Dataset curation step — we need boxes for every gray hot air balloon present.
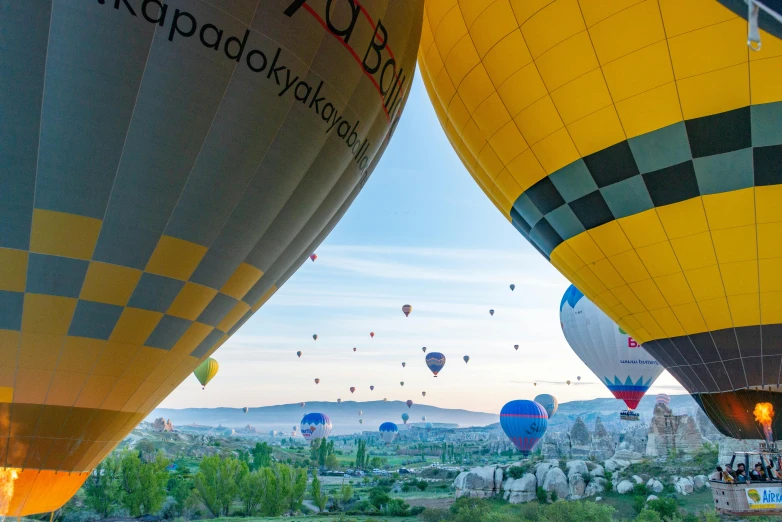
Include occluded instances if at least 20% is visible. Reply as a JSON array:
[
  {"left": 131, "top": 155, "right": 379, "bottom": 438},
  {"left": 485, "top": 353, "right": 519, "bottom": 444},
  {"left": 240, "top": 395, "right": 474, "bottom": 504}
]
[{"left": 534, "top": 394, "right": 559, "bottom": 419}]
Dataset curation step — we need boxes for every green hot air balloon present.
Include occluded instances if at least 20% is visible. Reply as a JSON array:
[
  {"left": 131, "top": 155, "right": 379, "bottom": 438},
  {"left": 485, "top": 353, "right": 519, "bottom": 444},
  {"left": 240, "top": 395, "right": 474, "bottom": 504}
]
[{"left": 194, "top": 358, "right": 219, "bottom": 389}]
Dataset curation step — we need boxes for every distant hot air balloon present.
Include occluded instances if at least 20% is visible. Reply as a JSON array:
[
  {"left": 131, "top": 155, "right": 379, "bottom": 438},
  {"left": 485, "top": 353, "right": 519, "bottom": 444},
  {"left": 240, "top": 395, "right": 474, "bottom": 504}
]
[
  {"left": 500, "top": 400, "right": 548, "bottom": 455},
  {"left": 379, "top": 422, "right": 399, "bottom": 443},
  {"left": 353, "top": 347, "right": 357, "bottom": 352},
  {"left": 561, "top": 285, "right": 663, "bottom": 410},
  {"left": 297, "top": 351, "right": 302, "bottom": 358},
  {"left": 510, "top": 284, "right": 515, "bottom": 291},
  {"left": 310, "top": 254, "right": 317, "bottom": 262},
  {"left": 425, "top": 352, "right": 446, "bottom": 377},
  {"left": 514, "top": 345, "right": 519, "bottom": 351},
  {"left": 489, "top": 309, "right": 494, "bottom": 316},
  {"left": 463, "top": 356, "right": 470, "bottom": 364},
  {"left": 566, "top": 380, "right": 571, "bottom": 386},
  {"left": 337, "top": 398, "right": 342, "bottom": 404},
  {"left": 533, "top": 383, "right": 537, "bottom": 387},
  {"left": 534, "top": 394, "right": 559, "bottom": 420},
  {"left": 194, "top": 358, "right": 219, "bottom": 389},
  {"left": 402, "top": 362, "right": 406, "bottom": 368},
  {"left": 400, "top": 382, "right": 404, "bottom": 386},
  {"left": 406, "top": 400, "right": 413, "bottom": 408},
  {"left": 313, "top": 334, "right": 318, "bottom": 341},
  {"left": 350, "top": 387, "right": 356, "bottom": 394},
  {"left": 656, "top": 394, "right": 671, "bottom": 406},
  {"left": 359, "top": 419, "right": 363, "bottom": 424},
  {"left": 370, "top": 386, "right": 374, "bottom": 391},
  {"left": 370, "top": 332, "right": 375, "bottom": 338},
  {"left": 425, "top": 422, "right": 433, "bottom": 430},
  {"left": 401, "top": 413, "right": 409, "bottom": 424},
  {"left": 422, "top": 391, "right": 426, "bottom": 397},
  {"left": 577, "top": 376, "right": 582, "bottom": 382},
  {"left": 422, "top": 347, "right": 427, "bottom": 353},
  {"left": 358, "top": 410, "right": 363, "bottom": 416},
  {"left": 300, "top": 402, "right": 306, "bottom": 408},
  {"left": 402, "top": 304, "right": 412, "bottom": 317},
  {"left": 384, "top": 398, "right": 388, "bottom": 402},
  {"left": 422, "top": 416, "right": 426, "bottom": 421},
  {"left": 314, "top": 378, "right": 320, "bottom": 385},
  {"left": 243, "top": 407, "right": 249, "bottom": 414},
  {"left": 300, "top": 413, "right": 332, "bottom": 442},
  {"left": 293, "top": 426, "right": 298, "bottom": 433}
]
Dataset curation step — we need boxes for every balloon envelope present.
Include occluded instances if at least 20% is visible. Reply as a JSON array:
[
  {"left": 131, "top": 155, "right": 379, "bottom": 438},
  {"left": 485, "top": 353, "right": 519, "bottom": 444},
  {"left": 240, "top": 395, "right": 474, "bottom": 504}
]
[
  {"left": 656, "top": 394, "right": 671, "bottom": 405},
  {"left": 514, "top": 345, "right": 519, "bottom": 351},
  {"left": 313, "top": 335, "right": 318, "bottom": 341},
  {"left": 489, "top": 309, "right": 495, "bottom": 316},
  {"left": 194, "top": 358, "right": 219, "bottom": 388},
  {"left": 296, "top": 351, "right": 302, "bottom": 358},
  {"left": 402, "top": 362, "right": 406, "bottom": 367},
  {"left": 422, "top": 391, "right": 426, "bottom": 396},
  {"left": 300, "top": 413, "right": 332, "bottom": 442},
  {"left": 337, "top": 398, "right": 342, "bottom": 403},
  {"left": 510, "top": 284, "right": 515, "bottom": 291},
  {"left": 463, "top": 356, "right": 470, "bottom": 363},
  {"left": 243, "top": 407, "right": 249, "bottom": 414},
  {"left": 534, "top": 394, "right": 559, "bottom": 419},
  {"left": 422, "top": 347, "right": 427, "bottom": 353},
  {"left": 500, "top": 400, "right": 548, "bottom": 455},
  {"left": 401, "top": 413, "right": 409, "bottom": 424},
  {"left": 379, "top": 422, "right": 399, "bottom": 443},
  {"left": 560, "top": 285, "right": 662, "bottom": 410},
  {"left": 406, "top": 400, "right": 413, "bottom": 408},
  {"left": 425, "top": 352, "right": 446, "bottom": 377},
  {"left": 417, "top": 0, "right": 782, "bottom": 441},
  {"left": 314, "top": 378, "right": 320, "bottom": 384},
  {"left": 402, "top": 304, "right": 412, "bottom": 317},
  {"left": 370, "top": 332, "right": 375, "bottom": 338},
  {"left": 370, "top": 386, "right": 374, "bottom": 391},
  {"left": 350, "top": 387, "right": 356, "bottom": 394},
  {"left": 310, "top": 254, "right": 317, "bottom": 262}
]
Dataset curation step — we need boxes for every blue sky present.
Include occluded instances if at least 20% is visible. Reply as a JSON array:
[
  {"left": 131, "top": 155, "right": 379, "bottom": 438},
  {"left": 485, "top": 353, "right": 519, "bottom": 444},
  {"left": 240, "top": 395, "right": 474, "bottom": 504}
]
[{"left": 160, "top": 74, "right": 686, "bottom": 413}]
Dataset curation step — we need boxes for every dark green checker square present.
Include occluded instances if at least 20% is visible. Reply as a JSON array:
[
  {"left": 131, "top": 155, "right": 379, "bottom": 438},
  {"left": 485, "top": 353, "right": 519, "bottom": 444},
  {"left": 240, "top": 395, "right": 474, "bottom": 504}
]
[
  {"left": 569, "top": 191, "right": 614, "bottom": 230},
  {"left": 68, "top": 300, "right": 123, "bottom": 340},
  {"left": 512, "top": 193, "right": 543, "bottom": 228},
  {"left": 0, "top": 291, "right": 23, "bottom": 331},
  {"left": 600, "top": 175, "right": 654, "bottom": 219},
  {"left": 643, "top": 161, "right": 699, "bottom": 207},
  {"left": 628, "top": 122, "right": 692, "bottom": 174},
  {"left": 546, "top": 204, "right": 585, "bottom": 240},
  {"left": 145, "top": 315, "right": 192, "bottom": 351},
  {"left": 693, "top": 148, "right": 753, "bottom": 195},
  {"left": 510, "top": 208, "right": 532, "bottom": 234},
  {"left": 548, "top": 159, "right": 597, "bottom": 202},
  {"left": 752, "top": 102, "right": 782, "bottom": 147},
  {"left": 685, "top": 107, "right": 751, "bottom": 158},
  {"left": 191, "top": 329, "right": 223, "bottom": 358},
  {"left": 197, "top": 292, "right": 238, "bottom": 327},
  {"left": 529, "top": 218, "right": 563, "bottom": 256},
  {"left": 526, "top": 177, "right": 565, "bottom": 215},
  {"left": 127, "top": 273, "right": 184, "bottom": 313},
  {"left": 583, "top": 141, "right": 639, "bottom": 188},
  {"left": 26, "top": 253, "right": 88, "bottom": 299}
]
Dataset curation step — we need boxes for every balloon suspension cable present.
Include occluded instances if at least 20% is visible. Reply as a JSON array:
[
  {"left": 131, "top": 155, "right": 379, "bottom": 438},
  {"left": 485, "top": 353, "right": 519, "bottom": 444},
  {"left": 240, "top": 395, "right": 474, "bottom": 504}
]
[{"left": 748, "top": 0, "right": 782, "bottom": 50}]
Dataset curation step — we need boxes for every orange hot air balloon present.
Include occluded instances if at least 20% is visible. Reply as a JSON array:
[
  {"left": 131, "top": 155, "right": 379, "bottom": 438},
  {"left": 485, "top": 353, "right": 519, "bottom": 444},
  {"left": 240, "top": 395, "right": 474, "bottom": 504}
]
[
  {"left": 310, "top": 254, "right": 317, "bottom": 262},
  {"left": 370, "top": 332, "right": 375, "bottom": 338},
  {"left": 314, "top": 378, "right": 320, "bottom": 385},
  {"left": 402, "top": 304, "right": 412, "bottom": 317},
  {"left": 350, "top": 387, "right": 356, "bottom": 394}
]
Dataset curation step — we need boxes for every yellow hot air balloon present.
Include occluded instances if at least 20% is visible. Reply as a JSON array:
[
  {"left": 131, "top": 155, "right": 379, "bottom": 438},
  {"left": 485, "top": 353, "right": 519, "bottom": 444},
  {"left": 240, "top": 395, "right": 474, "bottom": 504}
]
[
  {"left": 419, "top": 0, "right": 782, "bottom": 440},
  {"left": 0, "top": 0, "right": 424, "bottom": 514},
  {"left": 194, "top": 358, "right": 219, "bottom": 389}
]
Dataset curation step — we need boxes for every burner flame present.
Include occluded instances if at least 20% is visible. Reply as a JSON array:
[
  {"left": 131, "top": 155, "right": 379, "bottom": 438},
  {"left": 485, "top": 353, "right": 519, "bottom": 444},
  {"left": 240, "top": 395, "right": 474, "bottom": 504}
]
[
  {"left": 0, "top": 468, "right": 19, "bottom": 515},
  {"left": 754, "top": 402, "right": 775, "bottom": 441}
]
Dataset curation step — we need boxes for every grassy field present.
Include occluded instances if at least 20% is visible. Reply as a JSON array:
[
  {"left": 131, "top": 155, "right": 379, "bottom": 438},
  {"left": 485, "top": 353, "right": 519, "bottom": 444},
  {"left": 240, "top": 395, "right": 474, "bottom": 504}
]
[{"left": 594, "top": 489, "right": 714, "bottom": 519}]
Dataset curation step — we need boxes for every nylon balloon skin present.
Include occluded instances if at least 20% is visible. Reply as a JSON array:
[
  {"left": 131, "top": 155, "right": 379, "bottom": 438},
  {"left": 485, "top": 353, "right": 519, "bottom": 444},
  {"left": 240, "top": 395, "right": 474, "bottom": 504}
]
[
  {"left": 560, "top": 285, "right": 662, "bottom": 410},
  {"left": 401, "top": 413, "right": 409, "bottom": 424},
  {"left": 425, "top": 352, "right": 446, "bottom": 376},
  {"left": 534, "top": 394, "right": 558, "bottom": 419},
  {"left": 300, "top": 413, "right": 332, "bottom": 442},
  {"left": 500, "top": 400, "right": 548, "bottom": 455},
  {"left": 0, "top": 0, "right": 424, "bottom": 513},
  {"left": 194, "top": 357, "right": 219, "bottom": 388},
  {"left": 379, "top": 421, "right": 399, "bottom": 443},
  {"left": 418, "top": 0, "right": 782, "bottom": 441}
]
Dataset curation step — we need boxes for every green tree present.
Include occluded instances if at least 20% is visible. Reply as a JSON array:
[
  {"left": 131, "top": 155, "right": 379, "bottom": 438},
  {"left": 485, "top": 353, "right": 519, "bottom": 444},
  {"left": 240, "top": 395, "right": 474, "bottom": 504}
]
[
  {"left": 167, "top": 472, "right": 195, "bottom": 518},
  {"left": 84, "top": 454, "right": 121, "bottom": 517},
  {"left": 309, "top": 439, "right": 322, "bottom": 463},
  {"left": 355, "top": 439, "right": 367, "bottom": 469},
  {"left": 194, "top": 455, "right": 248, "bottom": 516},
  {"left": 250, "top": 442, "right": 273, "bottom": 469},
  {"left": 135, "top": 440, "right": 157, "bottom": 463},
  {"left": 325, "top": 452, "right": 339, "bottom": 470},
  {"left": 117, "top": 449, "right": 170, "bottom": 516},
  {"left": 291, "top": 468, "right": 307, "bottom": 511},
  {"left": 239, "top": 469, "right": 266, "bottom": 515},
  {"left": 339, "top": 483, "right": 353, "bottom": 506},
  {"left": 310, "top": 473, "right": 327, "bottom": 512}
]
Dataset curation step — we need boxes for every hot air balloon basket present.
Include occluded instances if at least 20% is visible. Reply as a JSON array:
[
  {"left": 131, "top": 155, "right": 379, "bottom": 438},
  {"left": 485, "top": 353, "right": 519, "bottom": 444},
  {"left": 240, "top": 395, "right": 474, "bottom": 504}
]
[{"left": 712, "top": 446, "right": 782, "bottom": 516}]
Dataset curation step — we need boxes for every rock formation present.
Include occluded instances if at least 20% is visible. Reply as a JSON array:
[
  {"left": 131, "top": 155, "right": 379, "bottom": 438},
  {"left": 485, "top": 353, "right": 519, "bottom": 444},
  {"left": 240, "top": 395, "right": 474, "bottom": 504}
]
[
  {"left": 152, "top": 417, "right": 174, "bottom": 432},
  {"left": 591, "top": 417, "right": 616, "bottom": 460},
  {"left": 645, "top": 403, "right": 705, "bottom": 457},
  {"left": 570, "top": 418, "right": 591, "bottom": 458}
]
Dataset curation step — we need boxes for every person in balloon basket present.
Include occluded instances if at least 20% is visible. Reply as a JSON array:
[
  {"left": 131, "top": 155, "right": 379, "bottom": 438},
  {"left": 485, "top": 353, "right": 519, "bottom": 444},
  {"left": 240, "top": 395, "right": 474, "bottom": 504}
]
[
  {"left": 750, "top": 462, "right": 768, "bottom": 482},
  {"left": 737, "top": 469, "right": 748, "bottom": 484}
]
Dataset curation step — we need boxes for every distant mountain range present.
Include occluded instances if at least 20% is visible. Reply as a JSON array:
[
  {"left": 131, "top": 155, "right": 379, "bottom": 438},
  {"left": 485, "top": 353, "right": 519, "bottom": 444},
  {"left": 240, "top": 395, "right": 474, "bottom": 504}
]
[
  {"left": 149, "top": 401, "right": 499, "bottom": 436},
  {"left": 149, "top": 394, "right": 702, "bottom": 436}
]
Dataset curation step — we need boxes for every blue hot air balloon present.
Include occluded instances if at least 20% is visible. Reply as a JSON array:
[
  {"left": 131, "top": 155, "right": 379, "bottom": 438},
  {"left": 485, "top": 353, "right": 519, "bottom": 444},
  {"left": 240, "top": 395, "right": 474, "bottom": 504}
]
[
  {"left": 425, "top": 352, "right": 446, "bottom": 377},
  {"left": 379, "top": 422, "right": 399, "bottom": 443},
  {"left": 401, "top": 413, "right": 409, "bottom": 424},
  {"left": 300, "top": 413, "right": 332, "bottom": 442},
  {"left": 500, "top": 400, "right": 548, "bottom": 455},
  {"left": 510, "top": 284, "right": 515, "bottom": 291}
]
